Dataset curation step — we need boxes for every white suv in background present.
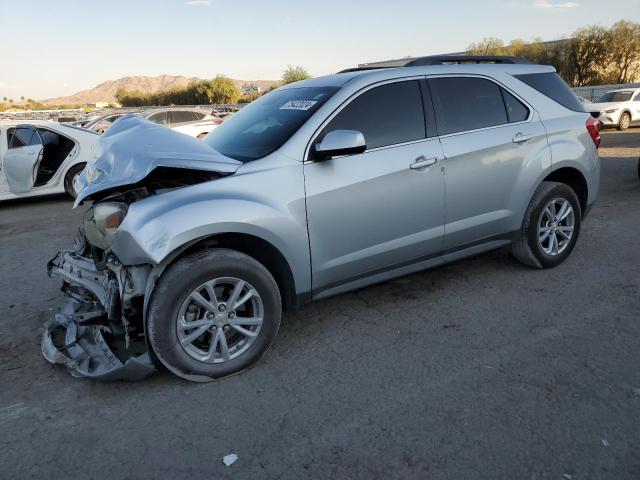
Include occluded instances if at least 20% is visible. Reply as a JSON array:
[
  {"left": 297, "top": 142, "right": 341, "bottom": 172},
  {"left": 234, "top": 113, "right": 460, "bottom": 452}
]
[
  {"left": 140, "top": 108, "right": 222, "bottom": 138},
  {"left": 591, "top": 88, "right": 640, "bottom": 130}
]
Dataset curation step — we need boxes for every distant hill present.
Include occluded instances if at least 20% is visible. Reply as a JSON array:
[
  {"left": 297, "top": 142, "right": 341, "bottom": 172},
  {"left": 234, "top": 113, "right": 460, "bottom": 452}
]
[{"left": 42, "top": 75, "right": 280, "bottom": 105}]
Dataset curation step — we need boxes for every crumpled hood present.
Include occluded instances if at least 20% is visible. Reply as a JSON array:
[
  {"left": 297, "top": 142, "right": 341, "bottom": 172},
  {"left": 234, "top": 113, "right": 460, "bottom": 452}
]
[{"left": 74, "top": 114, "right": 241, "bottom": 206}]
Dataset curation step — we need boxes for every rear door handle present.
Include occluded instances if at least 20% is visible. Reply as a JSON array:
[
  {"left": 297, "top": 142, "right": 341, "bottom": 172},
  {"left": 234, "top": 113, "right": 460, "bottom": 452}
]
[
  {"left": 512, "top": 133, "right": 534, "bottom": 144},
  {"left": 410, "top": 156, "right": 438, "bottom": 171}
]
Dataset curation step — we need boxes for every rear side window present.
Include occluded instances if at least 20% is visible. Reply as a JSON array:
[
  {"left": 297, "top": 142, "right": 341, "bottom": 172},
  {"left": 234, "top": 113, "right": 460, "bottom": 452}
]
[
  {"left": 324, "top": 80, "right": 425, "bottom": 149},
  {"left": 515, "top": 72, "right": 584, "bottom": 112},
  {"left": 429, "top": 77, "right": 508, "bottom": 135},
  {"left": 192, "top": 112, "right": 206, "bottom": 120},
  {"left": 501, "top": 89, "right": 529, "bottom": 123}
]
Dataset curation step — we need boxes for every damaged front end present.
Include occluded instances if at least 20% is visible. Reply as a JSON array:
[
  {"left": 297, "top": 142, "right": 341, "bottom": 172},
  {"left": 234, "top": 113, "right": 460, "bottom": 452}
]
[
  {"left": 43, "top": 246, "right": 156, "bottom": 380},
  {"left": 42, "top": 116, "right": 241, "bottom": 380}
]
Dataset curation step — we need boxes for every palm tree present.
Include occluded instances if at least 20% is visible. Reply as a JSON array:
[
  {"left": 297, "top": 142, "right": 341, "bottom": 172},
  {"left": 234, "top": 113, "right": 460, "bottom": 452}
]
[{"left": 2, "top": 96, "right": 7, "bottom": 102}]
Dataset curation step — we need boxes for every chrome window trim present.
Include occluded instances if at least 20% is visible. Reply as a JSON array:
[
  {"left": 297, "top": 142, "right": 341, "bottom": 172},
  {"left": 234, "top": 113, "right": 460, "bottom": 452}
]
[
  {"left": 425, "top": 73, "right": 534, "bottom": 139},
  {"left": 303, "top": 75, "right": 428, "bottom": 163}
]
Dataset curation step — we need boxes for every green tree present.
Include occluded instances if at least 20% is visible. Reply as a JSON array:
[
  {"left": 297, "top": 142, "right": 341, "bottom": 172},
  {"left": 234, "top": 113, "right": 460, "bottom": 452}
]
[
  {"left": 466, "top": 37, "right": 505, "bottom": 55},
  {"left": 605, "top": 20, "right": 640, "bottom": 84},
  {"left": 282, "top": 65, "right": 310, "bottom": 84},
  {"left": 565, "top": 25, "right": 609, "bottom": 86}
]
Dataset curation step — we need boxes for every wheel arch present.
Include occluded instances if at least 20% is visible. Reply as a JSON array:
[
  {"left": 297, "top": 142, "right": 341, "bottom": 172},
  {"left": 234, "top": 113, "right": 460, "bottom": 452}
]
[
  {"left": 542, "top": 166, "right": 588, "bottom": 215},
  {"left": 143, "top": 232, "right": 301, "bottom": 322}
]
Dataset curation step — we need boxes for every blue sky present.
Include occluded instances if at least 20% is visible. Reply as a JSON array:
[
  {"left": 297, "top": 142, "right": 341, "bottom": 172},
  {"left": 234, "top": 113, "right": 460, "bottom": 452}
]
[{"left": 1, "top": 0, "right": 638, "bottom": 99}]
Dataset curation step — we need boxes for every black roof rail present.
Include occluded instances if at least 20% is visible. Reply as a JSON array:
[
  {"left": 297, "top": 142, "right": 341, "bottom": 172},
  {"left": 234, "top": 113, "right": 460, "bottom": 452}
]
[
  {"left": 337, "top": 66, "right": 391, "bottom": 74},
  {"left": 404, "top": 55, "right": 532, "bottom": 66}
]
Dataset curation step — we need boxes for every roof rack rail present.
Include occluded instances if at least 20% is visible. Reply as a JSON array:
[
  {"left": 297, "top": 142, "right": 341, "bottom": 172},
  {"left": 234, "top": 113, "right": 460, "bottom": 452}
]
[
  {"left": 404, "top": 55, "right": 531, "bottom": 66},
  {"left": 337, "top": 66, "right": 391, "bottom": 74}
]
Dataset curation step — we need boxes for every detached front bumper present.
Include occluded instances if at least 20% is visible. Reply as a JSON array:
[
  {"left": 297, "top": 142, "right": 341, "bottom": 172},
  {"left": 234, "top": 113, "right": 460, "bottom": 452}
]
[{"left": 43, "top": 251, "right": 155, "bottom": 380}]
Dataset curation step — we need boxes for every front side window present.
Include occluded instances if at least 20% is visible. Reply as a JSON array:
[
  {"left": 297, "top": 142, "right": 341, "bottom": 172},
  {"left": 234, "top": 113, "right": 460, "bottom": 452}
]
[
  {"left": 205, "top": 86, "right": 338, "bottom": 162},
  {"left": 429, "top": 77, "right": 508, "bottom": 135},
  {"left": 323, "top": 80, "right": 426, "bottom": 150}
]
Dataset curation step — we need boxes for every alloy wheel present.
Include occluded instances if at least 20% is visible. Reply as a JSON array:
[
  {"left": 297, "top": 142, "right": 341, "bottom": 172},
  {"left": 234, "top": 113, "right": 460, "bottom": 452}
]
[
  {"left": 176, "top": 277, "right": 264, "bottom": 363},
  {"left": 537, "top": 197, "right": 575, "bottom": 256}
]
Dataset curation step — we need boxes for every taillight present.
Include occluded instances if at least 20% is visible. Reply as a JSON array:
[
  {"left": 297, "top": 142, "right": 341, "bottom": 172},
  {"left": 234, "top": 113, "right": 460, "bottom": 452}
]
[
  {"left": 586, "top": 116, "right": 601, "bottom": 149},
  {"left": 213, "top": 118, "right": 223, "bottom": 125}
]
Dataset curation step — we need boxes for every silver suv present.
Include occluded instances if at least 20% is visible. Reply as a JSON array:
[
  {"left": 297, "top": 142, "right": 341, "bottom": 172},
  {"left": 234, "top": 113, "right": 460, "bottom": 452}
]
[{"left": 44, "top": 56, "right": 601, "bottom": 381}]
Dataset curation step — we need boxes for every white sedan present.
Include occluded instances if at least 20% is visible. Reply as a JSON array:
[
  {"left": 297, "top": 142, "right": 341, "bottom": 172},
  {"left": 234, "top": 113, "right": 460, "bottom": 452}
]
[
  {"left": 0, "top": 121, "right": 100, "bottom": 201},
  {"left": 591, "top": 88, "right": 640, "bottom": 130}
]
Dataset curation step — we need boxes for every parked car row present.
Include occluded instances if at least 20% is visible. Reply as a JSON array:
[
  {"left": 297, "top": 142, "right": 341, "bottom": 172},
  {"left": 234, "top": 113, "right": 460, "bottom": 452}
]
[{"left": 80, "top": 108, "right": 223, "bottom": 137}]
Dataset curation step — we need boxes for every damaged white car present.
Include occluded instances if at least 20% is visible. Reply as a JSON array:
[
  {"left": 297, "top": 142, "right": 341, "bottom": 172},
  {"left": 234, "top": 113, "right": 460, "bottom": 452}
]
[{"left": 0, "top": 121, "right": 100, "bottom": 201}]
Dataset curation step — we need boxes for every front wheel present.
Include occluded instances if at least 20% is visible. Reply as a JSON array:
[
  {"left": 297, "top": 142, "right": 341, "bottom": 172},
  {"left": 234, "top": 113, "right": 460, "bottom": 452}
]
[
  {"left": 618, "top": 112, "right": 631, "bottom": 131},
  {"left": 512, "top": 181, "right": 582, "bottom": 269},
  {"left": 147, "top": 249, "right": 282, "bottom": 382}
]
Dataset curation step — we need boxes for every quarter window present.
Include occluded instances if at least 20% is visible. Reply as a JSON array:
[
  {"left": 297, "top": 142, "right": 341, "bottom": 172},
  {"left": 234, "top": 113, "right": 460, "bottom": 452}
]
[
  {"left": 501, "top": 89, "right": 529, "bottom": 123},
  {"left": 323, "top": 80, "right": 426, "bottom": 150},
  {"left": 429, "top": 77, "right": 508, "bottom": 135}
]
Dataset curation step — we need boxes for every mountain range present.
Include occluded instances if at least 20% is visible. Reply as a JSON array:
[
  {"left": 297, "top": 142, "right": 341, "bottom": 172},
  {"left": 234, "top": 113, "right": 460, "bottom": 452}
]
[{"left": 42, "top": 75, "right": 280, "bottom": 105}]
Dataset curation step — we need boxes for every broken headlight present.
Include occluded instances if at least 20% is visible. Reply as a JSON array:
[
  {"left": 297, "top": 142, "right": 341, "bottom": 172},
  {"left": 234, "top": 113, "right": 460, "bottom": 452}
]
[{"left": 84, "top": 202, "right": 128, "bottom": 250}]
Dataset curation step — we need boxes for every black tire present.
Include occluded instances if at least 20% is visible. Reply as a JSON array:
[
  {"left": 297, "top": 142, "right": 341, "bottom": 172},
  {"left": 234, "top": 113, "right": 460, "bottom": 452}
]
[
  {"left": 512, "top": 181, "right": 582, "bottom": 269},
  {"left": 63, "top": 164, "right": 85, "bottom": 198},
  {"left": 196, "top": 132, "right": 208, "bottom": 139},
  {"left": 617, "top": 112, "right": 631, "bottom": 131},
  {"left": 147, "top": 248, "right": 282, "bottom": 382}
]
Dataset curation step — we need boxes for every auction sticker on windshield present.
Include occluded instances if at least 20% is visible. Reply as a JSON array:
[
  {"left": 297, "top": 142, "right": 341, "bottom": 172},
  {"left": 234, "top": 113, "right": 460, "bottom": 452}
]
[{"left": 280, "top": 100, "right": 318, "bottom": 111}]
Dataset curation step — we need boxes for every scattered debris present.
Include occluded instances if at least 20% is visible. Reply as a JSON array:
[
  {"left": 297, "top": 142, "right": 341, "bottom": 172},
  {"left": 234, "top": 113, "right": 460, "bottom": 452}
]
[
  {"left": 442, "top": 323, "right": 458, "bottom": 329},
  {"left": 222, "top": 453, "right": 239, "bottom": 467},
  {"left": 562, "top": 474, "right": 573, "bottom": 479},
  {"left": 601, "top": 439, "right": 610, "bottom": 447},
  {"left": 633, "top": 388, "right": 640, "bottom": 397}
]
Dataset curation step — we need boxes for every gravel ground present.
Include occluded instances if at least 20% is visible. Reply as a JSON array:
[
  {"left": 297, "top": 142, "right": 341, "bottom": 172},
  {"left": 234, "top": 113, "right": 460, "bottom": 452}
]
[{"left": 0, "top": 130, "right": 639, "bottom": 479}]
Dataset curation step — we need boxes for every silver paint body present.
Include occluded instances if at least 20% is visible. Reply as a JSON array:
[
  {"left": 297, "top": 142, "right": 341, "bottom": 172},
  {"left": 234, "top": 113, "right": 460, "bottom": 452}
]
[{"left": 78, "top": 64, "right": 600, "bottom": 303}]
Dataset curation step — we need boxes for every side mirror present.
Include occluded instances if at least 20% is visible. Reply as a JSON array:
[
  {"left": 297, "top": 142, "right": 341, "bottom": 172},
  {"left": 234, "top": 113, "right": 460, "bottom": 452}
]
[{"left": 312, "top": 130, "right": 366, "bottom": 160}]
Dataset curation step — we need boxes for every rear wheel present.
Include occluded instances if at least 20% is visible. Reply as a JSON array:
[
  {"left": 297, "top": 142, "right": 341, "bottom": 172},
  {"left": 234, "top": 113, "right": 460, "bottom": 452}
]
[
  {"left": 63, "top": 164, "right": 85, "bottom": 198},
  {"left": 512, "top": 181, "right": 581, "bottom": 269},
  {"left": 618, "top": 112, "right": 631, "bottom": 131},
  {"left": 197, "top": 132, "right": 208, "bottom": 139},
  {"left": 147, "top": 249, "right": 282, "bottom": 382}
]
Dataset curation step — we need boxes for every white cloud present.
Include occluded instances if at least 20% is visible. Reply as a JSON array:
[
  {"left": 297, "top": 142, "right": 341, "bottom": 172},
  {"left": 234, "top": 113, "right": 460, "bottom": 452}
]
[
  {"left": 184, "top": 0, "right": 210, "bottom": 6},
  {"left": 534, "top": 0, "right": 580, "bottom": 9}
]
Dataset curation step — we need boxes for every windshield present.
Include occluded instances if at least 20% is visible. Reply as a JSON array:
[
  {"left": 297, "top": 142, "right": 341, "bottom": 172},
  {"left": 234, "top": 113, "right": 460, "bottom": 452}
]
[
  {"left": 204, "top": 86, "right": 338, "bottom": 162},
  {"left": 596, "top": 91, "right": 633, "bottom": 102}
]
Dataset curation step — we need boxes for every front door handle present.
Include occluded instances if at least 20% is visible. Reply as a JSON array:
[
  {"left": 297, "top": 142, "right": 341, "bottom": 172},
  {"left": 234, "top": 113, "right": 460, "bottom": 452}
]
[
  {"left": 410, "top": 156, "right": 438, "bottom": 171},
  {"left": 512, "top": 133, "right": 534, "bottom": 144}
]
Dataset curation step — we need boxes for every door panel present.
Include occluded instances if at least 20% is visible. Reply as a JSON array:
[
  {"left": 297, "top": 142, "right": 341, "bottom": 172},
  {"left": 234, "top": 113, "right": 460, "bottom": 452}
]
[
  {"left": 440, "top": 115, "right": 549, "bottom": 249},
  {"left": 305, "top": 138, "right": 445, "bottom": 292},
  {"left": 3, "top": 144, "right": 44, "bottom": 193},
  {"left": 3, "top": 125, "right": 44, "bottom": 194}
]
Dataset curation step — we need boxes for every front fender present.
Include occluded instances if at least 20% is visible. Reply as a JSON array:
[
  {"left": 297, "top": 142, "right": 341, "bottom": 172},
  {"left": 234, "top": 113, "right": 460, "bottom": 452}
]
[{"left": 110, "top": 177, "right": 311, "bottom": 294}]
